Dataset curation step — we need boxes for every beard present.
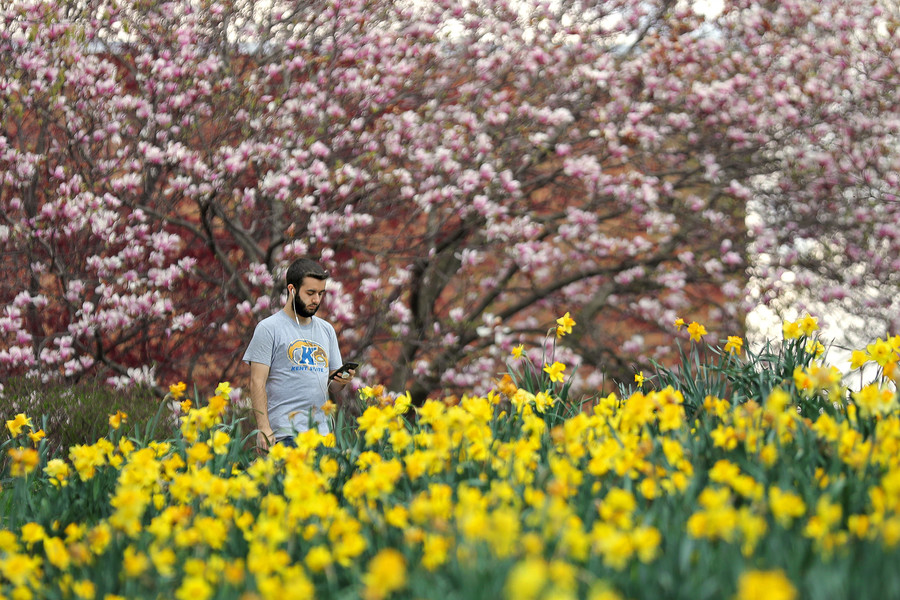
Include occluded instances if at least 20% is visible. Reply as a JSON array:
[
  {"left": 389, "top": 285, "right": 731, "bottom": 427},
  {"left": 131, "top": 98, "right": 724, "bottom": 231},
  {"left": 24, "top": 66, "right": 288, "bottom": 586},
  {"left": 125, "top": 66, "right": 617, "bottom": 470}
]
[{"left": 294, "top": 297, "right": 320, "bottom": 318}]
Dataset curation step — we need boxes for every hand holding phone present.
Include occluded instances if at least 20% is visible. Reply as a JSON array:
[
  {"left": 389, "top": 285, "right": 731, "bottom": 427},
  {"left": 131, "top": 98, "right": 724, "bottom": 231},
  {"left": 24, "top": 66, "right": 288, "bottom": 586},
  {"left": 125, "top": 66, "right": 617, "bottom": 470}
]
[{"left": 330, "top": 362, "right": 359, "bottom": 381}]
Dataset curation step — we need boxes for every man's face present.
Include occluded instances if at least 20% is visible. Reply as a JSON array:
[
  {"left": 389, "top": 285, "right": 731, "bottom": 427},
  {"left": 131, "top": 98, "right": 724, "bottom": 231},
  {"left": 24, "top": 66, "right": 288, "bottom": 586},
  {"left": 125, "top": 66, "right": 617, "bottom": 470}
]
[{"left": 292, "top": 277, "right": 327, "bottom": 318}]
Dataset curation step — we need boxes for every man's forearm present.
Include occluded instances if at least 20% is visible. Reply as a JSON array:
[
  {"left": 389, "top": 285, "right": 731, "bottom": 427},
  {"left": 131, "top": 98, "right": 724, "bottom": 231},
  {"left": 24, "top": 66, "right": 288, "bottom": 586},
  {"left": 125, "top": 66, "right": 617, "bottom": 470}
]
[
  {"left": 250, "top": 384, "right": 270, "bottom": 430},
  {"left": 248, "top": 362, "right": 272, "bottom": 434}
]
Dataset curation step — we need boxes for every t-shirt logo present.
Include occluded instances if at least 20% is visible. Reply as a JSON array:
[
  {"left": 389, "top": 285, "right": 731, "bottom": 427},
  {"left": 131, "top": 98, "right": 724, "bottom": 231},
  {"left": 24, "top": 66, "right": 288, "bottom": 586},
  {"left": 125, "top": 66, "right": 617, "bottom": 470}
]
[{"left": 287, "top": 340, "right": 328, "bottom": 373}]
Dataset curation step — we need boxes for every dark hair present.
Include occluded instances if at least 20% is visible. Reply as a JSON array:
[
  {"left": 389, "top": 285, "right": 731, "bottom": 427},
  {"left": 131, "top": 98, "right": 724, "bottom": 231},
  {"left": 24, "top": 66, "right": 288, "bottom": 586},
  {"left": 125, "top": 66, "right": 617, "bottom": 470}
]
[{"left": 286, "top": 258, "right": 328, "bottom": 289}]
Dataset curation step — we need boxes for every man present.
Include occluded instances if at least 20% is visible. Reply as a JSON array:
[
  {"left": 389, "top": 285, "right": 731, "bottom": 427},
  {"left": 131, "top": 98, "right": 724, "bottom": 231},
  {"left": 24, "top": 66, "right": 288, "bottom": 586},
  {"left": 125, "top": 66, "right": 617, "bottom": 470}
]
[{"left": 242, "top": 258, "right": 355, "bottom": 449}]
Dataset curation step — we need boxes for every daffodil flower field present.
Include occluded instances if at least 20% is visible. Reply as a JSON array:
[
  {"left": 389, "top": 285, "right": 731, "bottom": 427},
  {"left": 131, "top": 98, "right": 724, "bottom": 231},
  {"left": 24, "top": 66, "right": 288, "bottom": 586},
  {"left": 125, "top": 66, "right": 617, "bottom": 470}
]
[{"left": 3, "top": 317, "right": 900, "bottom": 600}]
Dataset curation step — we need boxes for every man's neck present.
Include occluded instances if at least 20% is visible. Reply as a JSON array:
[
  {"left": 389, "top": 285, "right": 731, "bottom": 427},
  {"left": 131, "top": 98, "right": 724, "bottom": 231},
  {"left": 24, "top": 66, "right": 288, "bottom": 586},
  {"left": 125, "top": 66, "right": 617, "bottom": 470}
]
[{"left": 284, "top": 305, "right": 313, "bottom": 326}]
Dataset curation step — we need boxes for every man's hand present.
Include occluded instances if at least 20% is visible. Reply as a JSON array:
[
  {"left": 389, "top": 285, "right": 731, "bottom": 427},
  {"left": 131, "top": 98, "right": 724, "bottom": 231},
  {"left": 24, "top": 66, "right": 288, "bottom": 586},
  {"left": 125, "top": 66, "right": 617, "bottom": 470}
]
[
  {"left": 249, "top": 361, "right": 273, "bottom": 453},
  {"left": 256, "top": 426, "right": 274, "bottom": 453},
  {"left": 330, "top": 368, "right": 356, "bottom": 388}
]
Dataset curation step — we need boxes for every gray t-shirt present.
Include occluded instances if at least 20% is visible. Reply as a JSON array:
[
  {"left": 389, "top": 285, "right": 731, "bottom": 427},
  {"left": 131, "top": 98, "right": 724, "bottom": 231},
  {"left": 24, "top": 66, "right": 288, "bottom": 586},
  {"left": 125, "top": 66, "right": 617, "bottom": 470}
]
[{"left": 242, "top": 311, "right": 343, "bottom": 436}]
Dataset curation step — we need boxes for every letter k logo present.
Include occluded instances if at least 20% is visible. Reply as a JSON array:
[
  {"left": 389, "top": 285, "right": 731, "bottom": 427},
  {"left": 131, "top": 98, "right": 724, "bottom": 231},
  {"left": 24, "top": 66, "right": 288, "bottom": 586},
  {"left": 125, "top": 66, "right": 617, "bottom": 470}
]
[{"left": 299, "top": 345, "right": 316, "bottom": 365}]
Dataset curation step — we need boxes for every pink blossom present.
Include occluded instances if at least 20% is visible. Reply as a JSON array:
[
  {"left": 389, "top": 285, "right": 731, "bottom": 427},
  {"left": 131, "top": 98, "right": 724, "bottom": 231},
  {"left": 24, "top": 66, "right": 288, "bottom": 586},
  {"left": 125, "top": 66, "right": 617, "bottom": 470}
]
[{"left": 622, "top": 335, "right": 644, "bottom": 354}]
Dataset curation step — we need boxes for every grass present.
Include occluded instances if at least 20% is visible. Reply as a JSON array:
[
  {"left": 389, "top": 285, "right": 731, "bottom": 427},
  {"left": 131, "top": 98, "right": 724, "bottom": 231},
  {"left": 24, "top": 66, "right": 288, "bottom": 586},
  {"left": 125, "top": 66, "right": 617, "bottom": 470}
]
[{"left": 0, "top": 377, "right": 174, "bottom": 462}]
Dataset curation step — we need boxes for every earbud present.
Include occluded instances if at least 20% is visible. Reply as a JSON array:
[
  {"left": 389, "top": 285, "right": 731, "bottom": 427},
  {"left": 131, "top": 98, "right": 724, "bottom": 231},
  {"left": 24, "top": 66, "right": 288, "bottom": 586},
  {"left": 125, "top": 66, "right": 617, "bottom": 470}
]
[{"left": 290, "top": 287, "right": 300, "bottom": 326}]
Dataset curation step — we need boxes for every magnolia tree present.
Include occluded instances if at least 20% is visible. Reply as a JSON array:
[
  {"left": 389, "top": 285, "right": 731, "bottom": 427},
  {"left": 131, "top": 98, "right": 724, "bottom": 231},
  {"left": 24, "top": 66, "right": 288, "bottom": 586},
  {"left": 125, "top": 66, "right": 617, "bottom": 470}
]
[
  {"left": 739, "top": 0, "right": 900, "bottom": 349},
  {"left": 1, "top": 0, "right": 898, "bottom": 400}
]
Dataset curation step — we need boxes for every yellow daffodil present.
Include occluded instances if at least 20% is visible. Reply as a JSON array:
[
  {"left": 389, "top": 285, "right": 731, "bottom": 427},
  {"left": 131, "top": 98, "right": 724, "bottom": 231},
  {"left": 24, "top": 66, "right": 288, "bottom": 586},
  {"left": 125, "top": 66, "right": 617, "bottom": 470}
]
[
  {"left": 797, "top": 314, "right": 819, "bottom": 336},
  {"left": 123, "top": 546, "right": 150, "bottom": 577},
  {"left": 782, "top": 319, "right": 802, "bottom": 340},
  {"left": 211, "top": 430, "right": 231, "bottom": 455},
  {"left": 7, "top": 448, "right": 39, "bottom": 477},
  {"left": 208, "top": 394, "right": 228, "bottom": 417},
  {"left": 305, "top": 546, "right": 333, "bottom": 573},
  {"left": 169, "top": 381, "right": 187, "bottom": 399},
  {"left": 850, "top": 350, "right": 871, "bottom": 370},
  {"left": 852, "top": 384, "right": 897, "bottom": 417},
  {"left": 885, "top": 360, "right": 899, "bottom": 383},
  {"left": 108, "top": 410, "right": 128, "bottom": 429},
  {"left": 44, "top": 536, "right": 71, "bottom": 570},
  {"left": 27, "top": 429, "right": 46, "bottom": 445},
  {"left": 687, "top": 321, "right": 707, "bottom": 342},
  {"left": 556, "top": 312, "right": 576, "bottom": 338},
  {"left": 6, "top": 413, "right": 32, "bottom": 437},
  {"left": 806, "top": 339, "right": 825, "bottom": 357},
  {"left": 724, "top": 336, "right": 743, "bottom": 355},
  {"left": 867, "top": 338, "right": 897, "bottom": 367},
  {"left": 769, "top": 487, "right": 806, "bottom": 527},
  {"left": 72, "top": 579, "right": 96, "bottom": 600},
  {"left": 544, "top": 361, "right": 566, "bottom": 383},
  {"left": 735, "top": 569, "right": 796, "bottom": 600},
  {"left": 44, "top": 458, "right": 71, "bottom": 487},
  {"left": 322, "top": 399, "right": 338, "bottom": 416},
  {"left": 20, "top": 522, "right": 46, "bottom": 548},
  {"left": 506, "top": 557, "right": 547, "bottom": 599}
]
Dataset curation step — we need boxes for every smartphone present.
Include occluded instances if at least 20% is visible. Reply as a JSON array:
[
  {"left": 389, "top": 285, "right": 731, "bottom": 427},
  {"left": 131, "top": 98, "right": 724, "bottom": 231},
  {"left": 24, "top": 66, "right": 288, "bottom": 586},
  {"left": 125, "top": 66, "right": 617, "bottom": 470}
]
[{"left": 330, "top": 362, "right": 359, "bottom": 380}]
